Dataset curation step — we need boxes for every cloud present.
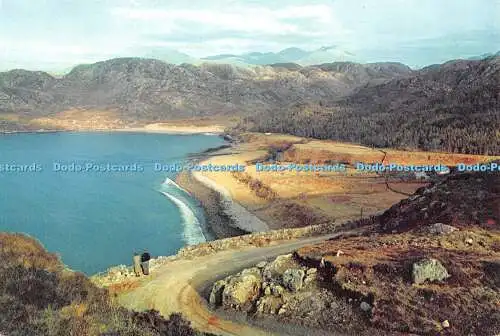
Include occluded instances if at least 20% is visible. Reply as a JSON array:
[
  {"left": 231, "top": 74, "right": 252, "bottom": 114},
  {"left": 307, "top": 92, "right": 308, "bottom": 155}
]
[
  {"left": 109, "top": 4, "right": 351, "bottom": 55},
  {"left": 110, "top": 7, "right": 298, "bottom": 33},
  {"left": 0, "top": 0, "right": 497, "bottom": 71}
]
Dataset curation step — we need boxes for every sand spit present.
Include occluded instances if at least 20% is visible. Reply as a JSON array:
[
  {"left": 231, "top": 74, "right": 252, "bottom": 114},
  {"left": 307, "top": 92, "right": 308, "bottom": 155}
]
[{"left": 192, "top": 170, "right": 270, "bottom": 233}]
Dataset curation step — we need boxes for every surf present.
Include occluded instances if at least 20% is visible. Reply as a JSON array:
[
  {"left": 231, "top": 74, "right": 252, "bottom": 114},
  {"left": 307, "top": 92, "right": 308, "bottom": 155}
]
[
  {"left": 162, "top": 177, "right": 191, "bottom": 195},
  {"left": 158, "top": 178, "right": 207, "bottom": 245}
]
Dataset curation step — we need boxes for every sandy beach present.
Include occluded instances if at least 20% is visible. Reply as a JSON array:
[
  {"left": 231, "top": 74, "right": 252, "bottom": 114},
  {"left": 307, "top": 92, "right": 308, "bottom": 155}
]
[
  {"left": 112, "top": 123, "right": 226, "bottom": 134},
  {"left": 192, "top": 170, "right": 270, "bottom": 233}
]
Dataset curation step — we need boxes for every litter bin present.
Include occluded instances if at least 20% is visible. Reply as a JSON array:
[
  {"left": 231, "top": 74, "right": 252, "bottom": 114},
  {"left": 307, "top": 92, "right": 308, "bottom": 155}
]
[
  {"left": 140, "top": 251, "right": 151, "bottom": 275},
  {"left": 133, "top": 253, "right": 141, "bottom": 277}
]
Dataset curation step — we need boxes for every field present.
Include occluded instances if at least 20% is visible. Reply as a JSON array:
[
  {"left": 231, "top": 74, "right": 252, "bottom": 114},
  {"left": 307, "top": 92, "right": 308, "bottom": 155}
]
[{"left": 199, "top": 132, "right": 500, "bottom": 230}]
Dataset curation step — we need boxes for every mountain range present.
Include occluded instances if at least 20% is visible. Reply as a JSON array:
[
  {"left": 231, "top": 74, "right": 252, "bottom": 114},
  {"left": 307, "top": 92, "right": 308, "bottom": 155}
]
[
  {"left": 199, "top": 46, "right": 360, "bottom": 66},
  {"left": 0, "top": 54, "right": 498, "bottom": 155}
]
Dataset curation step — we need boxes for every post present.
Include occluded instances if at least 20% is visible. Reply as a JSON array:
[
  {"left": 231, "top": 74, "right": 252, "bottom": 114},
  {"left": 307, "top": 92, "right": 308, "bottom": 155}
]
[{"left": 133, "top": 252, "right": 141, "bottom": 277}]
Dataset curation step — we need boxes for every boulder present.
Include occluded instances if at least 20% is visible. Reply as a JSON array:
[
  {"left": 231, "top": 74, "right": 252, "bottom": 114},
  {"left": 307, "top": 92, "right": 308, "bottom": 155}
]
[
  {"left": 222, "top": 274, "right": 262, "bottom": 311},
  {"left": 263, "top": 254, "right": 295, "bottom": 282},
  {"left": 241, "top": 267, "right": 263, "bottom": 280},
  {"left": 282, "top": 268, "right": 305, "bottom": 292},
  {"left": 209, "top": 280, "right": 226, "bottom": 306},
  {"left": 306, "top": 268, "right": 317, "bottom": 275},
  {"left": 427, "top": 223, "right": 458, "bottom": 235},
  {"left": 264, "top": 285, "right": 272, "bottom": 296},
  {"left": 270, "top": 283, "right": 285, "bottom": 296},
  {"left": 412, "top": 258, "right": 450, "bottom": 284},
  {"left": 360, "top": 301, "right": 372, "bottom": 312},
  {"left": 256, "top": 261, "right": 268, "bottom": 269},
  {"left": 256, "top": 296, "right": 284, "bottom": 314}
]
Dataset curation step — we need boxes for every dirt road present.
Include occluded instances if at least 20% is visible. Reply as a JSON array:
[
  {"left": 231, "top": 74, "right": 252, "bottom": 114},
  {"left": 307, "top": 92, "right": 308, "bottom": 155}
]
[{"left": 116, "top": 232, "right": 348, "bottom": 336}]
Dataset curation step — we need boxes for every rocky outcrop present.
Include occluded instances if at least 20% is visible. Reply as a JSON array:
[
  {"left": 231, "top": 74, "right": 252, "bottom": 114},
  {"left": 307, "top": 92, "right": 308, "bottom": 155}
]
[
  {"left": 207, "top": 253, "right": 370, "bottom": 334},
  {"left": 222, "top": 273, "right": 262, "bottom": 311},
  {"left": 282, "top": 269, "right": 305, "bottom": 292},
  {"left": 412, "top": 258, "right": 450, "bottom": 284},
  {"left": 209, "top": 254, "right": 316, "bottom": 313}
]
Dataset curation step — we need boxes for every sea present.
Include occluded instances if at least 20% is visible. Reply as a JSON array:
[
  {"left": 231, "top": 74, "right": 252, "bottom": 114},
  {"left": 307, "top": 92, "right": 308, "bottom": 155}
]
[{"left": 0, "top": 132, "right": 226, "bottom": 275}]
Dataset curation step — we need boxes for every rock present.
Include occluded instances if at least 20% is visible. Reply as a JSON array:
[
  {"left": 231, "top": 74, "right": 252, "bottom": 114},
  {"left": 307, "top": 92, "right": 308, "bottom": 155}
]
[
  {"left": 412, "top": 258, "right": 450, "bottom": 284},
  {"left": 209, "top": 280, "right": 226, "bottom": 306},
  {"left": 360, "top": 301, "right": 371, "bottom": 312},
  {"left": 428, "top": 223, "right": 458, "bottom": 235},
  {"left": 270, "top": 283, "right": 285, "bottom": 296},
  {"left": 263, "top": 254, "right": 295, "bottom": 282},
  {"left": 304, "top": 273, "right": 317, "bottom": 285},
  {"left": 465, "top": 238, "right": 473, "bottom": 245},
  {"left": 306, "top": 268, "right": 317, "bottom": 275},
  {"left": 278, "top": 307, "right": 287, "bottom": 315},
  {"left": 283, "top": 268, "right": 305, "bottom": 292},
  {"left": 241, "top": 267, "right": 262, "bottom": 280},
  {"left": 442, "top": 320, "right": 450, "bottom": 328},
  {"left": 264, "top": 286, "right": 272, "bottom": 296},
  {"left": 222, "top": 274, "right": 262, "bottom": 311},
  {"left": 256, "top": 296, "right": 283, "bottom": 314},
  {"left": 256, "top": 261, "right": 268, "bottom": 268}
]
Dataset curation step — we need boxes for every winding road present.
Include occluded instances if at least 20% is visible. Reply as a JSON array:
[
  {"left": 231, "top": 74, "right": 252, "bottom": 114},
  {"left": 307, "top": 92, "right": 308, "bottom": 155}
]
[{"left": 116, "top": 232, "right": 350, "bottom": 336}]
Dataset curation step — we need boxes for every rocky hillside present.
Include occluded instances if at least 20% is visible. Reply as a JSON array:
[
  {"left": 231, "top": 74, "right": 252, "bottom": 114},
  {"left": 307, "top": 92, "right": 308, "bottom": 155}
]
[
  {"left": 2, "top": 56, "right": 498, "bottom": 154},
  {"left": 241, "top": 56, "right": 500, "bottom": 155},
  {"left": 0, "top": 58, "right": 411, "bottom": 121},
  {"left": 208, "top": 167, "right": 500, "bottom": 335}
]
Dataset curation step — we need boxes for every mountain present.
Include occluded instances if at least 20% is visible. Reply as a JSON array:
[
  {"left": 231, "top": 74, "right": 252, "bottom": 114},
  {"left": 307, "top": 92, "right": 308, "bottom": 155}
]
[
  {"left": 467, "top": 50, "right": 500, "bottom": 60},
  {"left": 1, "top": 56, "right": 498, "bottom": 155},
  {"left": 201, "top": 46, "right": 359, "bottom": 66},
  {"left": 141, "top": 47, "right": 199, "bottom": 65},
  {"left": 240, "top": 56, "right": 500, "bottom": 155},
  {"left": 0, "top": 58, "right": 412, "bottom": 121}
]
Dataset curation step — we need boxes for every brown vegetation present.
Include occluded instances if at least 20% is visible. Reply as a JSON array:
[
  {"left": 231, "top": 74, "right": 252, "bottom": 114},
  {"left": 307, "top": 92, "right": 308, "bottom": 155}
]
[
  {"left": 294, "top": 168, "right": 500, "bottom": 335},
  {"left": 0, "top": 233, "right": 214, "bottom": 336}
]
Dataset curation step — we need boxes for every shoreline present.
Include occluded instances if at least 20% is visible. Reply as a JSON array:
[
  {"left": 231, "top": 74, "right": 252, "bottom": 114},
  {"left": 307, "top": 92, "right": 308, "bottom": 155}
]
[
  {"left": 0, "top": 122, "right": 226, "bottom": 135},
  {"left": 0, "top": 128, "right": 224, "bottom": 136},
  {"left": 175, "top": 144, "right": 250, "bottom": 240}
]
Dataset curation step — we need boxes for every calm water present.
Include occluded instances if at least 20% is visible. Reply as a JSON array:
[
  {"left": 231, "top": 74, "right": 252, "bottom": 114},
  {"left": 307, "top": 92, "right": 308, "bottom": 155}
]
[{"left": 0, "top": 132, "right": 225, "bottom": 274}]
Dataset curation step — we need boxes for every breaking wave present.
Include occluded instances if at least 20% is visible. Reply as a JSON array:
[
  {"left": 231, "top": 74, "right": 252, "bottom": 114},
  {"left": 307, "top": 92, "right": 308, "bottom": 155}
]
[
  {"left": 162, "top": 177, "right": 191, "bottom": 195},
  {"left": 159, "top": 177, "right": 206, "bottom": 245}
]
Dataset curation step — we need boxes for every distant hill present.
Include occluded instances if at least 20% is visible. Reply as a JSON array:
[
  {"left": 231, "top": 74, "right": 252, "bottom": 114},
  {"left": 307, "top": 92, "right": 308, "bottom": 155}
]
[
  {"left": 467, "top": 50, "right": 500, "bottom": 60},
  {"left": 201, "top": 46, "right": 359, "bottom": 66}
]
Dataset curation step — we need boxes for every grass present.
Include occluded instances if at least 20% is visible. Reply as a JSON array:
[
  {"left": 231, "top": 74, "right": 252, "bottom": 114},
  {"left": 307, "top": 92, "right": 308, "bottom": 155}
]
[{"left": 295, "top": 227, "right": 500, "bottom": 335}]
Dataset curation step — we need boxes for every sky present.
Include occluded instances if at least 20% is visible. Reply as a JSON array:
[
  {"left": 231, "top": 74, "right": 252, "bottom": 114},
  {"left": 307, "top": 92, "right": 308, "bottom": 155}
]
[{"left": 0, "top": 0, "right": 499, "bottom": 71}]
